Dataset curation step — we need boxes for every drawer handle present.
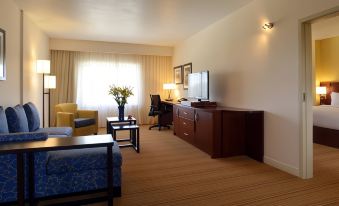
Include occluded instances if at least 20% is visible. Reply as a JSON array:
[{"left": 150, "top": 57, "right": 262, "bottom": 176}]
[
  {"left": 183, "top": 132, "right": 189, "bottom": 136},
  {"left": 183, "top": 122, "right": 187, "bottom": 125},
  {"left": 195, "top": 113, "right": 199, "bottom": 122}
]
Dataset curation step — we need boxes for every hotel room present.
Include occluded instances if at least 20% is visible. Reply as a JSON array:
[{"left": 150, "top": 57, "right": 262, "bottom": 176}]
[{"left": 1, "top": 0, "right": 339, "bottom": 205}]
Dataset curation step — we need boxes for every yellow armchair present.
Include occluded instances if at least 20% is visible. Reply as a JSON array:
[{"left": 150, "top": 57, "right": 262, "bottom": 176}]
[{"left": 55, "top": 103, "right": 98, "bottom": 136}]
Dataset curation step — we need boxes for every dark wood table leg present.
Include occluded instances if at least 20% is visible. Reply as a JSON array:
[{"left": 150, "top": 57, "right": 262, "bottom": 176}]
[
  {"left": 28, "top": 152, "right": 36, "bottom": 206},
  {"left": 107, "top": 145, "right": 113, "bottom": 206},
  {"left": 107, "top": 120, "right": 110, "bottom": 134},
  {"left": 113, "top": 129, "right": 116, "bottom": 141},
  {"left": 17, "top": 153, "right": 25, "bottom": 206},
  {"left": 137, "top": 128, "right": 140, "bottom": 153}
]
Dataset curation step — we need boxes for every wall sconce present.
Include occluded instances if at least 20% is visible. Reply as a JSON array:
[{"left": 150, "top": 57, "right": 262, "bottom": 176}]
[
  {"left": 316, "top": 86, "right": 327, "bottom": 105},
  {"left": 163, "top": 83, "right": 176, "bottom": 101},
  {"left": 262, "top": 23, "right": 274, "bottom": 30}
]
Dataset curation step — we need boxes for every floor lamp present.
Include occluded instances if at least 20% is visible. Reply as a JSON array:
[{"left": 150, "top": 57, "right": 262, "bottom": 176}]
[
  {"left": 36, "top": 60, "right": 52, "bottom": 127},
  {"left": 44, "top": 75, "right": 56, "bottom": 127}
]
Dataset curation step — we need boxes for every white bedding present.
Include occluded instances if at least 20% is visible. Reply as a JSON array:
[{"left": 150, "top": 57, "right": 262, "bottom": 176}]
[{"left": 313, "top": 105, "right": 339, "bottom": 130}]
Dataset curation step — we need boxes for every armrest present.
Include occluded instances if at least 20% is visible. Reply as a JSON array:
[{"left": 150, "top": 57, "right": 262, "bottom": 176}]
[
  {"left": 56, "top": 112, "right": 75, "bottom": 128},
  {"left": 0, "top": 132, "right": 48, "bottom": 143},
  {"left": 78, "top": 110, "right": 98, "bottom": 119}
]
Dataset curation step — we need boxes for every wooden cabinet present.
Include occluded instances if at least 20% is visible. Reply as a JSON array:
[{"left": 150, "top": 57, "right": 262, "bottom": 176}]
[{"left": 173, "top": 104, "right": 264, "bottom": 161}]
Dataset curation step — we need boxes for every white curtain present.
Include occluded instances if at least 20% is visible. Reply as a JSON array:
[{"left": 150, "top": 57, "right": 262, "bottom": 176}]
[
  {"left": 75, "top": 52, "right": 173, "bottom": 127},
  {"left": 75, "top": 52, "right": 141, "bottom": 127}
]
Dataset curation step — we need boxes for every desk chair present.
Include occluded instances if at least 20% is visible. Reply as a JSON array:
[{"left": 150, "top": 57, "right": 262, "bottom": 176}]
[{"left": 148, "top": 95, "right": 171, "bottom": 130}]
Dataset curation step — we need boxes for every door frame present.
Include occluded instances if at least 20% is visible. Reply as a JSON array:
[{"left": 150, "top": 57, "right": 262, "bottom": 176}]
[{"left": 299, "top": 7, "right": 339, "bottom": 179}]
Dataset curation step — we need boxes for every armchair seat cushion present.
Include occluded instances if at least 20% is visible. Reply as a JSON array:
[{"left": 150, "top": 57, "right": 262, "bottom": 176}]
[
  {"left": 74, "top": 118, "right": 96, "bottom": 128},
  {"left": 36, "top": 127, "right": 73, "bottom": 137},
  {"left": 46, "top": 142, "right": 122, "bottom": 175}
]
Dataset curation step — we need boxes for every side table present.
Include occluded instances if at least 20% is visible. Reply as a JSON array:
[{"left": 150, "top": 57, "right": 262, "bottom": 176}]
[
  {"left": 106, "top": 116, "right": 137, "bottom": 134},
  {"left": 111, "top": 124, "right": 140, "bottom": 153}
]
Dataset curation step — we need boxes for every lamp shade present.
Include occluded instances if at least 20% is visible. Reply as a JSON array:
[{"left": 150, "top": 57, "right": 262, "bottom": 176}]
[
  {"left": 36, "top": 60, "right": 50, "bottom": 74},
  {"left": 163, "top": 83, "right": 176, "bottom": 90},
  {"left": 44, "top": 75, "right": 56, "bottom": 89},
  {"left": 316, "top": 86, "right": 327, "bottom": 95}
]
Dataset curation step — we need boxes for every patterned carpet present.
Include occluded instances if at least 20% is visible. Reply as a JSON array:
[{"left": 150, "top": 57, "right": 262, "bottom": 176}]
[{"left": 45, "top": 126, "right": 339, "bottom": 205}]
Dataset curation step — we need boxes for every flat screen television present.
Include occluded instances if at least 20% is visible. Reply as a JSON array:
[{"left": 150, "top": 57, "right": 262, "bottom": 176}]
[{"left": 187, "top": 71, "right": 209, "bottom": 100}]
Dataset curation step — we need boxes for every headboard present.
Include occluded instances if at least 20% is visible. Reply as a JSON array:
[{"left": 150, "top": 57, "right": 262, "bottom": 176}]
[{"left": 320, "top": 82, "right": 339, "bottom": 105}]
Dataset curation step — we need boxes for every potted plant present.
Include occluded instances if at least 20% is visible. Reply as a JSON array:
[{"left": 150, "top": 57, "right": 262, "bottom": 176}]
[{"left": 108, "top": 85, "right": 134, "bottom": 121}]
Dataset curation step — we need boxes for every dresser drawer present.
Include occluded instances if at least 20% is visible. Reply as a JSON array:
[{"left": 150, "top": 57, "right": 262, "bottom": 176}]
[
  {"left": 179, "top": 107, "right": 194, "bottom": 120},
  {"left": 179, "top": 119, "right": 194, "bottom": 143}
]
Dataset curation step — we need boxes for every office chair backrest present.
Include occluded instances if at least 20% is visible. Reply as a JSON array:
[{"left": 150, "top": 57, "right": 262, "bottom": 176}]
[{"left": 149, "top": 94, "right": 161, "bottom": 116}]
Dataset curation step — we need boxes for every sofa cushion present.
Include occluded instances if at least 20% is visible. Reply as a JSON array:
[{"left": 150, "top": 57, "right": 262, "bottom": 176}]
[
  {"left": 36, "top": 127, "right": 73, "bottom": 137},
  {"left": 5, "top": 105, "right": 29, "bottom": 133},
  {"left": 23, "top": 102, "right": 40, "bottom": 132},
  {"left": 46, "top": 142, "right": 122, "bottom": 175},
  {"left": 74, "top": 118, "right": 96, "bottom": 128},
  {"left": 0, "top": 106, "right": 9, "bottom": 134}
]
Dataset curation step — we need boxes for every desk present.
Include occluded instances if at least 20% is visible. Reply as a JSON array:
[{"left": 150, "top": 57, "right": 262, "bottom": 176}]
[
  {"left": 160, "top": 101, "right": 179, "bottom": 127},
  {"left": 0, "top": 135, "right": 114, "bottom": 206}
]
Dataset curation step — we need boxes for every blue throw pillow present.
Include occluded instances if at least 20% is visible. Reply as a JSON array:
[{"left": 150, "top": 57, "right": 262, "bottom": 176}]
[
  {"left": 5, "top": 105, "right": 29, "bottom": 133},
  {"left": 23, "top": 102, "right": 41, "bottom": 131},
  {"left": 0, "top": 106, "right": 9, "bottom": 134}
]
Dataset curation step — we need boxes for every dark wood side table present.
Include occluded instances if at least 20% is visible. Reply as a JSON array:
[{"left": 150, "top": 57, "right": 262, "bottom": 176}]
[
  {"left": 106, "top": 117, "right": 137, "bottom": 134},
  {"left": 0, "top": 134, "right": 114, "bottom": 206},
  {"left": 112, "top": 124, "right": 140, "bottom": 153}
]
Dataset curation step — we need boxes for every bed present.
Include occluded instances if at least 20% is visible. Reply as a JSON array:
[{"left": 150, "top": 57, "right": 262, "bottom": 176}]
[{"left": 313, "top": 82, "right": 339, "bottom": 147}]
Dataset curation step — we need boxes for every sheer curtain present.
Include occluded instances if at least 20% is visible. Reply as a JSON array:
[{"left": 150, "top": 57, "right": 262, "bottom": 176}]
[{"left": 75, "top": 52, "right": 141, "bottom": 127}]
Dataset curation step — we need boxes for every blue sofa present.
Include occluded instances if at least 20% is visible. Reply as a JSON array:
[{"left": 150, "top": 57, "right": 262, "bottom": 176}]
[{"left": 0, "top": 103, "right": 122, "bottom": 204}]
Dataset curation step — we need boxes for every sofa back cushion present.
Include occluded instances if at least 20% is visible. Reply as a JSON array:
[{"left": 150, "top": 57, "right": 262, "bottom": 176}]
[
  {"left": 5, "top": 105, "right": 29, "bottom": 133},
  {"left": 0, "top": 106, "right": 9, "bottom": 134},
  {"left": 23, "top": 102, "right": 40, "bottom": 131}
]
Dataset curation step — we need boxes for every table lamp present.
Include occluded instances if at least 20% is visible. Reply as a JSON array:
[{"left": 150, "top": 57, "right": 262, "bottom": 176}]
[
  {"left": 316, "top": 86, "right": 327, "bottom": 105},
  {"left": 163, "top": 83, "right": 176, "bottom": 101}
]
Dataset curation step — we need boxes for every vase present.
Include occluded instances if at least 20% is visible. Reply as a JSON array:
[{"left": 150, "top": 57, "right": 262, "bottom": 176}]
[{"left": 118, "top": 106, "right": 125, "bottom": 121}]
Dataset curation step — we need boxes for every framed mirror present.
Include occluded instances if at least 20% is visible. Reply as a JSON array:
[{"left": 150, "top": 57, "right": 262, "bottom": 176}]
[{"left": 0, "top": 28, "right": 6, "bottom": 81}]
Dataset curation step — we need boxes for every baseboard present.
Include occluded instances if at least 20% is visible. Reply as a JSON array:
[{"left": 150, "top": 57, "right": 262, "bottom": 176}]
[{"left": 264, "top": 156, "right": 299, "bottom": 177}]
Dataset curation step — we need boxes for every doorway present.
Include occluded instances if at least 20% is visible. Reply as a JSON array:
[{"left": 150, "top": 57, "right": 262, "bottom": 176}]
[{"left": 301, "top": 8, "right": 339, "bottom": 179}]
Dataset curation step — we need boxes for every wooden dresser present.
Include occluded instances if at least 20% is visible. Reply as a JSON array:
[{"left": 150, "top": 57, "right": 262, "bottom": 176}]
[{"left": 173, "top": 104, "right": 264, "bottom": 162}]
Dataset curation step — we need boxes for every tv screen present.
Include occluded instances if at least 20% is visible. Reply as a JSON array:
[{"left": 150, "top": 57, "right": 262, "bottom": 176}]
[{"left": 188, "top": 71, "right": 209, "bottom": 100}]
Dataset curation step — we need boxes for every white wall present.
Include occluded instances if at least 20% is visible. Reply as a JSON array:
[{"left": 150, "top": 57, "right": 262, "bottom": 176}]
[
  {"left": 0, "top": 0, "right": 21, "bottom": 107},
  {"left": 50, "top": 38, "right": 173, "bottom": 56},
  {"left": 0, "top": 0, "right": 49, "bottom": 124},
  {"left": 23, "top": 14, "right": 50, "bottom": 124},
  {"left": 173, "top": 0, "right": 339, "bottom": 176}
]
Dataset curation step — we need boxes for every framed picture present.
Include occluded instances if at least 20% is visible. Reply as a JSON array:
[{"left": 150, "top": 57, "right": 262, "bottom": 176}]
[
  {"left": 183, "top": 63, "right": 192, "bottom": 89},
  {"left": 174, "top": 65, "right": 183, "bottom": 84},
  {"left": 0, "top": 28, "right": 5, "bottom": 81}
]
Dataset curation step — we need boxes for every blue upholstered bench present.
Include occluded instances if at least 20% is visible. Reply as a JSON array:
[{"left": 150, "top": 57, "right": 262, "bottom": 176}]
[{"left": 0, "top": 103, "right": 122, "bottom": 203}]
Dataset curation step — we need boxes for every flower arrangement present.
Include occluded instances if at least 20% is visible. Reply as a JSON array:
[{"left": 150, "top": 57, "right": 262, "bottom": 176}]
[{"left": 108, "top": 85, "right": 134, "bottom": 107}]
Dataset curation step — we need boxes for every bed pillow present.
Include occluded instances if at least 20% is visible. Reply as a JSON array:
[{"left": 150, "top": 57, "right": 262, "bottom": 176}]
[{"left": 331, "top": 92, "right": 339, "bottom": 106}]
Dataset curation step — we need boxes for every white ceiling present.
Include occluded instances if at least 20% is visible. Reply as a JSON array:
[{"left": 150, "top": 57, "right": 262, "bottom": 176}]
[
  {"left": 13, "top": 0, "right": 252, "bottom": 46},
  {"left": 312, "top": 15, "right": 339, "bottom": 40}
]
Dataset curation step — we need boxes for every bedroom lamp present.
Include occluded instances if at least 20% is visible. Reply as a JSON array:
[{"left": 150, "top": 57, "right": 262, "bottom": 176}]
[
  {"left": 163, "top": 83, "right": 176, "bottom": 101},
  {"left": 316, "top": 86, "right": 327, "bottom": 105}
]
